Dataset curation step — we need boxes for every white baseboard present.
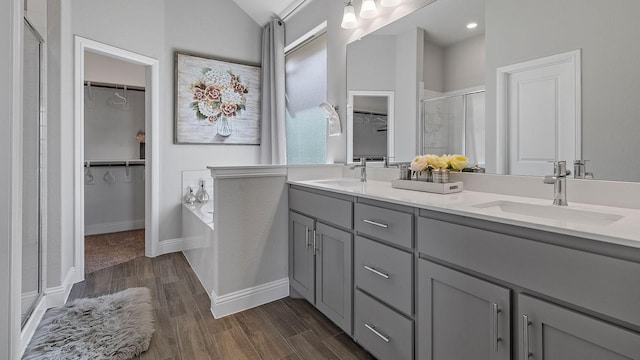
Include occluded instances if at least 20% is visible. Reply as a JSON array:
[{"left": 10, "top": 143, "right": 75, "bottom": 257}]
[
  {"left": 157, "top": 237, "right": 186, "bottom": 255},
  {"left": 211, "top": 278, "right": 289, "bottom": 319},
  {"left": 85, "top": 219, "right": 145, "bottom": 236},
  {"left": 45, "top": 267, "right": 76, "bottom": 308},
  {"left": 20, "top": 267, "right": 76, "bottom": 357}
]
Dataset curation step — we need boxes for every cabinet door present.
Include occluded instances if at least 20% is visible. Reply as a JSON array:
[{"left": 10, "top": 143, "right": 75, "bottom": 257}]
[
  {"left": 418, "top": 260, "right": 511, "bottom": 360},
  {"left": 289, "top": 212, "right": 315, "bottom": 304},
  {"left": 518, "top": 294, "right": 640, "bottom": 360},
  {"left": 315, "top": 222, "right": 353, "bottom": 335}
]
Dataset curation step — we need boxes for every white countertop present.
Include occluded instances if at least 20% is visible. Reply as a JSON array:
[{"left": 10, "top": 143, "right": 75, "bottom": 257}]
[{"left": 288, "top": 178, "right": 640, "bottom": 249}]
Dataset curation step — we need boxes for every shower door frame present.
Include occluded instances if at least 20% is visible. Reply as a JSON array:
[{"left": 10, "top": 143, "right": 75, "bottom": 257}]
[{"left": 421, "top": 87, "right": 485, "bottom": 157}]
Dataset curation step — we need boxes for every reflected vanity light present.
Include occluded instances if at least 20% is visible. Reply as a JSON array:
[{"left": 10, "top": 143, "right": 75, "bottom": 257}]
[
  {"left": 360, "top": 0, "right": 378, "bottom": 18},
  {"left": 466, "top": 22, "right": 478, "bottom": 29},
  {"left": 344, "top": 0, "right": 402, "bottom": 29},
  {"left": 342, "top": 2, "right": 359, "bottom": 29}
]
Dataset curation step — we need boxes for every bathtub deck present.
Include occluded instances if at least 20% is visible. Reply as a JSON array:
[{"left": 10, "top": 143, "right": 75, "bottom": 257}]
[{"left": 67, "top": 252, "right": 374, "bottom": 360}]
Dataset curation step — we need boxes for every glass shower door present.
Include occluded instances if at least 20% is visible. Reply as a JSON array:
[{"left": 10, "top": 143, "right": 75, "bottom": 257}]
[{"left": 21, "top": 19, "right": 43, "bottom": 327}]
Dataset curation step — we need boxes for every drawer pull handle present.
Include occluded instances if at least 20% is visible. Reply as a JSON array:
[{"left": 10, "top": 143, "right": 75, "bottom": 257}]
[
  {"left": 522, "top": 314, "right": 532, "bottom": 358},
  {"left": 305, "top": 226, "right": 311, "bottom": 249},
  {"left": 364, "top": 323, "right": 390, "bottom": 343},
  {"left": 363, "top": 219, "right": 389, "bottom": 229},
  {"left": 364, "top": 265, "right": 390, "bottom": 279},
  {"left": 492, "top": 303, "right": 502, "bottom": 353}
]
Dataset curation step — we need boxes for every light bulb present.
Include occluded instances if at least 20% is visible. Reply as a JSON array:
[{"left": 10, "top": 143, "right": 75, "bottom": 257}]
[
  {"left": 380, "top": 0, "right": 401, "bottom": 7},
  {"left": 341, "top": 3, "right": 358, "bottom": 29},
  {"left": 466, "top": 22, "right": 478, "bottom": 29},
  {"left": 360, "top": 0, "right": 378, "bottom": 19}
]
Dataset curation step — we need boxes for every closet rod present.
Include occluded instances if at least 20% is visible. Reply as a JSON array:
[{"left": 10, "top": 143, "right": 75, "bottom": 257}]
[
  {"left": 84, "top": 81, "right": 145, "bottom": 92},
  {"left": 84, "top": 160, "right": 145, "bottom": 167}
]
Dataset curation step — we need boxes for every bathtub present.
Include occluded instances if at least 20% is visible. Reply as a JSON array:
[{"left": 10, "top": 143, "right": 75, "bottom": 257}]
[{"left": 181, "top": 167, "right": 290, "bottom": 319}]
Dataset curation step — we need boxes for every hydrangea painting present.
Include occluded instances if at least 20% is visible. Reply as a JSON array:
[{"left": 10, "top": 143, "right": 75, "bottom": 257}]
[{"left": 175, "top": 52, "right": 261, "bottom": 144}]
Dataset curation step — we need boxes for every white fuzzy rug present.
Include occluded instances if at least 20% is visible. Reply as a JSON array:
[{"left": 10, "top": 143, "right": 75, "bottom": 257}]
[{"left": 23, "top": 287, "right": 155, "bottom": 360}]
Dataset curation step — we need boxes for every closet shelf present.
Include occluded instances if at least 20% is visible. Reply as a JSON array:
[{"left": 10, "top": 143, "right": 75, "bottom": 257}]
[{"left": 84, "top": 159, "right": 145, "bottom": 167}]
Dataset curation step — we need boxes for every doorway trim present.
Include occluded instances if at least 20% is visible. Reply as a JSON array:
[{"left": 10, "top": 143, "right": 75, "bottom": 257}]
[{"left": 73, "top": 36, "right": 160, "bottom": 283}]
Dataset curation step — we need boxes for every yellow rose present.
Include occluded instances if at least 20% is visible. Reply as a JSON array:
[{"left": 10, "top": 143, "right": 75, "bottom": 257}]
[
  {"left": 431, "top": 155, "right": 448, "bottom": 169},
  {"left": 424, "top": 154, "right": 439, "bottom": 169},
  {"left": 449, "top": 154, "right": 468, "bottom": 170}
]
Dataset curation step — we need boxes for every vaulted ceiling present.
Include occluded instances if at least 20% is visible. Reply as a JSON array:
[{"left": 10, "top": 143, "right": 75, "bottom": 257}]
[{"left": 231, "top": 0, "right": 301, "bottom": 26}]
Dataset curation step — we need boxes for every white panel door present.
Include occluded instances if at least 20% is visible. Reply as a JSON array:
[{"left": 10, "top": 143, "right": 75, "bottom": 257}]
[{"left": 498, "top": 50, "right": 581, "bottom": 176}]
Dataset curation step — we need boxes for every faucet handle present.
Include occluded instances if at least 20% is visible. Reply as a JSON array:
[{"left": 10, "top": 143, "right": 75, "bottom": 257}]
[{"left": 550, "top": 160, "right": 570, "bottom": 177}]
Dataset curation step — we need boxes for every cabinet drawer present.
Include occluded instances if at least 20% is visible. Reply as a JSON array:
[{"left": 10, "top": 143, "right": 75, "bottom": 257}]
[
  {"left": 355, "top": 236, "right": 412, "bottom": 315},
  {"left": 289, "top": 188, "right": 353, "bottom": 229},
  {"left": 354, "top": 290, "right": 413, "bottom": 360},
  {"left": 418, "top": 216, "right": 640, "bottom": 328},
  {"left": 355, "top": 203, "right": 413, "bottom": 249}
]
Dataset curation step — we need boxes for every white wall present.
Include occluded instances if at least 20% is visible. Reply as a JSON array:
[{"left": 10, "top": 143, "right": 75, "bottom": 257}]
[
  {"left": 84, "top": 51, "right": 146, "bottom": 87},
  {"left": 485, "top": 0, "right": 640, "bottom": 180}
]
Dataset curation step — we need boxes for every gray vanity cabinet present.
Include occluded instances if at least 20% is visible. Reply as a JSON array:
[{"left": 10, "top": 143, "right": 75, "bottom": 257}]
[
  {"left": 289, "top": 187, "right": 354, "bottom": 335},
  {"left": 518, "top": 294, "right": 640, "bottom": 360},
  {"left": 314, "top": 222, "right": 353, "bottom": 335},
  {"left": 417, "top": 259, "right": 511, "bottom": 360}
]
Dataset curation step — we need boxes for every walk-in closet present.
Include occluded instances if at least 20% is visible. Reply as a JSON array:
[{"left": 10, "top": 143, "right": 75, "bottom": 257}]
[{"left": 83, "top": 51, "right": 146, "bottom": 274}]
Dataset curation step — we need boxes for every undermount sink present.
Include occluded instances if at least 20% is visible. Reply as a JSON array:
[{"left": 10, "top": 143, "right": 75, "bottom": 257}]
[
  {"left": 473, "top": 200, "right": 624, "bottom": 226},
  {"left": 312, "top": 179, "right": 363, "bottom": 187}
]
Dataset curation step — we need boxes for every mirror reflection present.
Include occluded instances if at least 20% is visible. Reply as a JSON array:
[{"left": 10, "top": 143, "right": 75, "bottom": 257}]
[
  {"left": 346, "top": 0, "right": 640, "bottom": 182},
  {"left": 347, "top": 91, "right": 394, "bottom": 162}
]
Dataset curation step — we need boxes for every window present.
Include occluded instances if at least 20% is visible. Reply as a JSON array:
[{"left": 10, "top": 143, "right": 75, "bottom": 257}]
[{"left": 285, "top": 33, "right": 327, "bottom": 164}]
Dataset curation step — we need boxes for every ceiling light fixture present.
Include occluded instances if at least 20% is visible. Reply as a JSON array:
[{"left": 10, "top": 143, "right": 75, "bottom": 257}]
[
  {"left": 380, "top": 0, "right": 402, "bottom": 7},
  {"left": 359, "top": 0, "right": 378, "bottom": 19},
  {"left": 466, "top": 22, "right": 478, "bottom": 29},
  {"left": 341, "top": 1, "right": 359, "bottom": 29}
]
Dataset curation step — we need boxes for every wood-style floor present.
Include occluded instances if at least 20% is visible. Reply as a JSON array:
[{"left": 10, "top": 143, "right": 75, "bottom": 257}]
[{"left": 69, "top": 252, "right": 375, "bottom": 360}]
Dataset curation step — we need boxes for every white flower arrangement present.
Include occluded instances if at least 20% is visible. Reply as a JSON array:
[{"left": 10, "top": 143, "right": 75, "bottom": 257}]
[{"left": 189, "top": 67, "right": 249, "bottom": 123}]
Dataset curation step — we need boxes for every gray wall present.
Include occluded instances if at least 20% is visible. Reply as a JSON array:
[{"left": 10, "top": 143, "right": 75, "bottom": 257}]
[
  {"left": 485, "top": 0, "right": 640, "bottom": 180},
  {"left": 1, "top": 0, "right": 22, "bottom": 356},
  {"left": 44, "top": 0, "right": 262, "bottom": 290},
  {"left": 347, "top": 35, "right": 396, "bottom": 92},
  {"left": 423, "top": 40, "right": 444, "bottom": 92},
  {"left": 443, "top": 35, "right": 485, "bottom": 92}
]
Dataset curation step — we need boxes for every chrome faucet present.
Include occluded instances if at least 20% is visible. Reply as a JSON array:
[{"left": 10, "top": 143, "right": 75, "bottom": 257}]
[
  {"left": 543, "top": 161, "right": 571, "bottom": 206},
  {"left": 573, "top": 160, "right": 594, "bottom": 179},
  {"left": 349, "top": 158, "right": 367, "bottom": 182}
]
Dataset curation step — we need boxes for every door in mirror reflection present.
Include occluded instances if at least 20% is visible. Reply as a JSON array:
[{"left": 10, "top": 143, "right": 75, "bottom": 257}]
[{"left": 348, "top": 91, "right": 394, "bottom": 163}]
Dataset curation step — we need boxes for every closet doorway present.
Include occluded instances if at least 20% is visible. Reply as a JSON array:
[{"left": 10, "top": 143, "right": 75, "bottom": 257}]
[
  {"left": 83, "top": 52, "right": 146, "bottom": 274},
  {"left": 74, "top": 37, "right": 160, "bottom": 283}
]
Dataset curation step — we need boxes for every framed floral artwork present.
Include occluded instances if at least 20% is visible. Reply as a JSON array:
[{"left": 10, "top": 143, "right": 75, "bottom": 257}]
[{"left": 174, "top": 52, "right": 261, "bottom": 144}]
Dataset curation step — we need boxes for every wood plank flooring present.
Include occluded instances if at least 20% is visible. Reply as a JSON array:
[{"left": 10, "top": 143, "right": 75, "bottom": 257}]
[{"left": 68, "top": 252, "right": 375, "bottom": 360}]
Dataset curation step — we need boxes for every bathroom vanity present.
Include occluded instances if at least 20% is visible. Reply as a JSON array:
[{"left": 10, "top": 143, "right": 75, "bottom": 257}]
[{"left": 287, "top": 179, "right": 640, "bottom": 360}]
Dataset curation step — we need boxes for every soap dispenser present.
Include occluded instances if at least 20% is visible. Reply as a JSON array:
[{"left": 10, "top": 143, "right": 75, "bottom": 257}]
[
  {"left": 196, "top": 180, "right": 210, "bottom": 203},
  {"left": 184, "top": 186, "right": 196, "bottom": 204}
]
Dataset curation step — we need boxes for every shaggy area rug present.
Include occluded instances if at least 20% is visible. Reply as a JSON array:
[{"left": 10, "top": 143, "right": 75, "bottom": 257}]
[{"left": 23, "top": 287, "right": 155, "bottom": 360}]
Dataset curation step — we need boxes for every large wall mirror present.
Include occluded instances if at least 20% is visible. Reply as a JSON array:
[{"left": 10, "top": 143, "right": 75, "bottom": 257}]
[{"left": 346, "top": 0, "right": 640, "bottom": 182}]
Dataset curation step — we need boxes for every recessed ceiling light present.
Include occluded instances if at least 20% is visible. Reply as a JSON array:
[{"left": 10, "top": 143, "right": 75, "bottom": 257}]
[{"left": 466, "top": 22, "right": 478, "bottom": 29}]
